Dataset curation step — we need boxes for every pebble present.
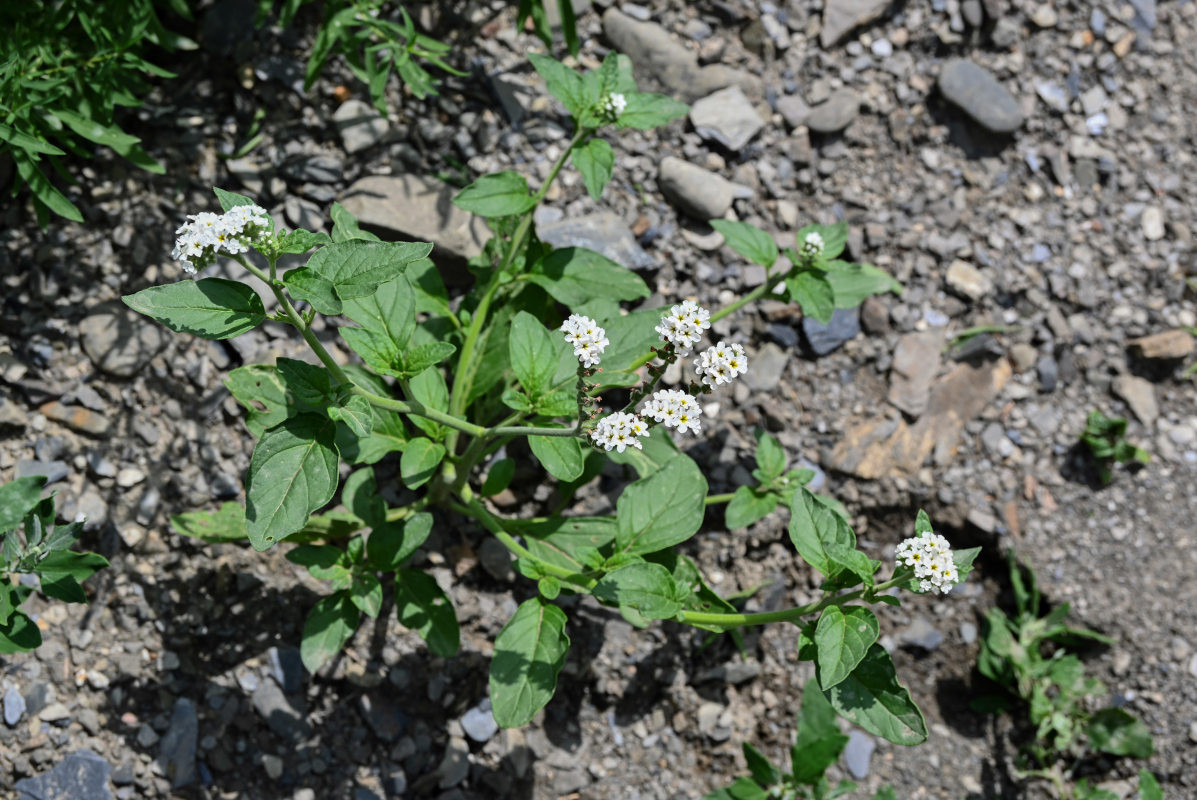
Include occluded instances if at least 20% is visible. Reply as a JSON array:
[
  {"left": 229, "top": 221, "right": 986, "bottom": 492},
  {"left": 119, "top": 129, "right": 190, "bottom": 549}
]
[
  {"left": 437, "top": 736, "right": 470, "bottom": 789},
  {"left": 14, "top": 749, "right": 113, "bottom": 800},
  {"left": 1112, "top": 375, "right": 1158, "bottom": 425},
  {"left": 4, "top": 685, "right": 26, "bottom": 726},
  {"left": 898, "top": 616, "right": 944, "bottom": 650},
  {"left": 477, "top": 538, "right": 514, "bottom": 582},
  {"left": 333, "top": 98, "right": 390, "bottom": 154},
  {"left": 158, "top": 698, "right": 198, "bottom": 788},
  {"left": 1141, "top": 205, "right": 1165, "bottom": 240},
  {"left": 802, "top": 307, "right": 861, "bottom": 356},
  {"left": 938, "top": 59, "right": 1024, "bottom": 134},
  {"left": 888, "top": 330, "right": 945, "bottom": 418},
  {"left": 804, "top": 88, "right": 860, "bottom": 134},
  {"left": 945, "top": 259, "right": 992, "bottom": 301},
  {"left": 78, "top": 301, "right": 168, "bottom": 378},
  {"left": 460, "top": 699, "right": 499, "bottom": 743},
  {"left": 741, "top": 342, "right": 787, "bottom": 392},
  {"left": 15, "top": 459, "right": 69, "bottom": 485},
  {"left": 821, "top": 0, "right": 892, "bottom": 47},
  {"left": 39, "top": 402, "right": 111, "bottom": 437},
  {"left": 1036, "top": 355, "right": 1059, "bottom": 393},
  {"left": 960, "top": 622, "right": 978, "bottom": 644},
  {"left": 538, "top": 212, "right": 655, "bottom": 271},
  {"left": 690, "top": 87, "right": 764, "bottom": 152},
  {"left": 116, "top": 467, "right": 146, "bottom": 488},
  {"left": 843, "top": 730, "right": 875, "bottom": 779},
  {"left": 251, "top": 681, "right": 311, "bottom": 742},
  {"left": 658, "top": 157, "right": 752, "bottom": 221}
]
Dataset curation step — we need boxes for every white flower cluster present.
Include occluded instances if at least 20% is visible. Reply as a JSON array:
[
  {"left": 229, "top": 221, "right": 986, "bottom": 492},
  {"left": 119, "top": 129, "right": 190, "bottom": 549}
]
[
  {"left": 590, "top": 411, "right": 647, "bottom": 453},
  {"left": 642, "top": 389, "right": 703, "bottom": 434},
  {"left": 560, "top": 314, "right": 609, "bottom": 368},
  {"left": 693, "top": 341, "right": 748, "bottom": 389},
  {"left": 602, "top": 92, "right": 627, "bottom": 118},
  {"left": 655, "top": 300, "right": 711, "bottom": 356},
  {"left": 172, "top": 204, "right": 272, "bottom": 272},
  {"left": 895, "top": 531, "right": 960, "bottom": 594},
  {"left": 801, "top": 231, "right": 825, "bottom": 259}
]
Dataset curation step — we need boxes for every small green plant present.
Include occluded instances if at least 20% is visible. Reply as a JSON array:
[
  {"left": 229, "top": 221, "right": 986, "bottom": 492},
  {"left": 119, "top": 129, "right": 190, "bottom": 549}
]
[
  {"left": 975, "top": 551, "right": 1154, "bottom": 799},
  {"left": 1080, "top": 410, "right": 1149, "bottom": 485},
  {"left": 705, "top": 677, "right": 896, "bottom": 800},
  {"left": 0, "top": 476, "right": 109, "bottom": 653},
  {"left": 0, "top": 0, "right": 191, "bottom": 223}
]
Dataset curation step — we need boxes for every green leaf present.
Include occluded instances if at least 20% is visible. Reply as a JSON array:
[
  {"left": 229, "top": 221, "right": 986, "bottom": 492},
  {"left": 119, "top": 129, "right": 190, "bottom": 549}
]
[
  {"left": 753, "top": 431, "right": 787, "bottom": 481},
  {"left": 395, "top": 568, "right": 459, "bottom": 657},
  {"left": 616, "top": 455, "right": 707, "bottom": 555},
  {"left": 791, "top": 677, "right": 851, "bottom": 783},
  {"left": 1138, "top": 770, "right": 1163, "bottom": 800},
  {"left": 528, "top": 53, "right": 586, "bottom": 116},
  {"left": 123, "top": 278, "right": 267, "bottom": 339},
  {"left": 710, "top": 220, "right": 778, "bottom": 268},
  {"left": 490, "top": 597, "right": 570, "bottom": 728},
  {"left": 481, "top": 459, "right": 516, "bottom": 496},
  {"left": 0, "top": 122, "right": 65, "bottom": 155},
  {"left": 50, "top": 108, "right": 140, "bottom": 148},
  {"left": 825, "top": 261, "right": 903, "bottom": 308},
  {"left": 797, "top": 222, "right": 849, "bottom": 260},
  {"left": 285, "top": 544, "right": 342, "bottom": 569},
  {"left": 300, "top": 592, "right": 359, "bottom": 672},
  {"left": 529, "top": 434, "right": 585, "bottom": 482},
  {"left": 788, "top": 487, "right": 859, "bottom": 580},
  {"left": 339, "top": 327, "right": 400, "bottom": 376},
  {"left": 617, "top": 92, "right": 689, "bottom": 130},
  {"left": 403, "top": 342, "right": 457, "bottom": 378},
  {"left": 1086, "top": 708, "right": 1153, "bottom": 758},
  {"left": 572, "top": 137, "right": 615, "bottom": 200},
  {"left": 0, "top": 609, "right": 42, "bottom": 654},
  {"left": 814, "top": 606, "right": 880, "bottom": 690},
  {"left": 742, "top": 742, "right": 780, "bottom": 788},
  {"left": 0, "top": 476, "right": 47, "bottom": 533},
  {"left": 306, "top": 240, "right": 432, "bottom": 299},
  {"left": 342, "top": 274, "right": 416, "bottom": 350},
  {"left": 38, "top": 573, "right": 87, "bottom": 604},
  {"left": 13, "top": 155, "right": 81, "bottom": 222},
  {"left": 870, "top": 788, "right": 899, "bottom": 800},
  {"left": 283, "top": 268, "right": 341, "bottom": 315},
  {"left": 408, "top": 367, "right": 450, "bottom": 440},
  {"left": 821, "top": 644, "right": 927, "bottom": 745},
  {"left": 170, "top": 502, "right": 249, "bottom": 542},
  {"left": 514, "top": 516, "right": 617, "bottom": 576},
  {"left": 509, "top": 311, "right": 558, "bottom": 398},
  {"left": 787, "top": 272, "right": 835, "bottom": 325},
  {"left": 351, "top": 573, "right": 383, "bottom": 618},
  {"left": 452, "top": 171, "right": 536, "bottom": 218},
  {"left": 593, "top": 563, "right": 683, "bottom": 620},
  {"left": 330, "top": 201, "right": 381, "bottom": 243},
  {"left": 276, "top": 359, "right": 335, "bottom": 409},
  {"left": 725, "top": 486, "right": 778, "bottom": 530},
  {"left": 367, "top": 512, "right": 433, "bottom": 569},
  {"left": 702, "top": 778, "right": 770, "bottom": 800},
  {"left": 213, "top": 187, "right": 257, "bottom": 211},
  {"left": 33, "top": 550, "right": 109, "bottom": 582},
  {"left": 329, "top": 395, "right": 374, "bottom": 438},
  {"left": 225, "top": 365, "right": 289, "bottom": 437},
  {"left": 400, "top": 438, "right": 445, "bottom": 489},
  {"left": 277, "top": 229, "right": 333, "bottom": 255},
  {"left": 528, "top": 247, "right": 650, "bottom": 307},
  {"left": 245, "top": 414, "right": 339, "bottom": 550}
]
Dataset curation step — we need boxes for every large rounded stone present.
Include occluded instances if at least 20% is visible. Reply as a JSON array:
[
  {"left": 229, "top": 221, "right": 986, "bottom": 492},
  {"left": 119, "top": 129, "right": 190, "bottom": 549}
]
[{"left": 79, "top": 301, "right": 169, "bottom": 378}]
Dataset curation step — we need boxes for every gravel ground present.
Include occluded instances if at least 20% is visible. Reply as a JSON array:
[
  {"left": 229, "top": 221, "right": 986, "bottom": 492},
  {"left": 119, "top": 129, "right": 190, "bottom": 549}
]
[{"left": 2, "top": 1, "right": 1196, "bottom": 799}]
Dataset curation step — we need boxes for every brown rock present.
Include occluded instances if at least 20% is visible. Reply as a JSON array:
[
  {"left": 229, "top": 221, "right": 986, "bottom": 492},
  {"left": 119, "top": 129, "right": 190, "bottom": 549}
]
[
  {"left": 1129, "top": 330, "right": 1195, "bottom": 360},
  {"left": 828, "top": 357, "right": 1011, "bottom": 478},
  {"left": 40, "top": 401, "right": 112, "bottom": 437},
  {"left": 888, "top": 329, "right": 946, "bottom": 418}
]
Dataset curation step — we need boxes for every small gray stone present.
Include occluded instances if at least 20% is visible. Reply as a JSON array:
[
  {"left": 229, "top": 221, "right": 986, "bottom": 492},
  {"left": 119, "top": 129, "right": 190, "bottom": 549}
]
[
  {"left": 333, "top": 99, "right": 390, "bottom": 154},
  {"left": 776, "top": 94, "right": 811, "bottom": 129},
  {"left": 477, "top": 538, "right": 514, "bottom": 582},
  {"left": 1112, "top": 375, "right": 1158, "bottom": 425},
  {"left": 821, "top": 0, "right": 891, "bottom": 47},
  {"left": 266, "top": 647, "right": 305, "bottom": 694},
  {"left": 79, "top": 301, "right": 169, "bottom": 378},
  {"left": 945, "top": 259, "right": 992, "bottom": 301},
  {"left": 689, "top": 87, "right": 764, "bottom": 151},
  {"left": 158, "top": 698, "right": 198, "bottom": 788},
  {"left": 437, "top": 736, "right": 470, "bottom": 789},
  {"left": 252, "top": 681, "right": 311, "bottom": 742},
  {"left": 805, "top": 89, "right": 860, "bottom": 134},
  {"left": 538, "top": 212, "right": 654, "bottom": 270},
  {"left": 15, "top": 459, "right": 68, "bottom": 485},
  {"left": 359, "top": 692, "right": 406, "bottom": 742},
  {"left": 284, "top": 196, "right": 324, "bottom": 232},
  {"left": 15, "top": 749, "right": 112, "bottom": 800},
  {"left": 960, "top": 622, "right": 978, "bottom": 644},
  {"left": 4, "top": 685, "right": 26, "bottom": 726},
  {"left": 1037, "top": 355, "right": 1058, "bottom": 393},
  {"left": 888, "top": 330, "right": 945, "bottom": 418},
  {"left": 843, "top": 730, "right": 875, "bottom": 779},
  {"left": 899, "top": 616, "right": 944, "bottom": 650},
  {"left": 658, "top": 157, "right": 752, "bottom": 221},
  {"left": 1141, "top": 205, "right": 1165, "bottom": 241},
  {"left": 282, "top": 153, "right": 344, "bottom": 184},
  {"left": 460, "top": 699, "right": 499, "bottom": 743},
  {"left": 741, "top": 343, "right": 787, "bottom": 392},
  {"left": 802, "top": 307, "right": 860, "bottom": 356},
  {"left": 938, "top": 59, "right": 1023, "bottom": 134}
]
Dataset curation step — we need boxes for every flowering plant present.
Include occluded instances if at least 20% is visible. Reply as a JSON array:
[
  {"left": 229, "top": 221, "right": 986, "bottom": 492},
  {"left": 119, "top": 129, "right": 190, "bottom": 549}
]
[{"left": 124, "top": 52, "right": 968, "bottom": 742}]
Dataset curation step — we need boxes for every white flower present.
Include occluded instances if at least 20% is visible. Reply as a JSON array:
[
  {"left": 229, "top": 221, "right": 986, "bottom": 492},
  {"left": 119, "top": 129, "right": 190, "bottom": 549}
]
[
  {"left": 895, "top": 531, "right": 960, "bottom": 595},
  {"left": 693, "top": 341, "right": 748, "bottom": 389},
  {"left": 560, "top": 314, "right": 609, "bottom": 368},
  {"left": 801, "top": 231, "right": 825, "bottom": 259},
  {"left": 655, "top": 300, "right": 711, "bottom": 356},
  {"left": 641, "top": 389, "right": 703, "bottom": 434},
  {"left": 590, "top": 412, "right": 647, "bottom": 452},
  {"left": 172, "top": 203, "right": 272, "bottom": 272},
  {"left": 602, "top": 92, "right": 627, "bottom": 118}
]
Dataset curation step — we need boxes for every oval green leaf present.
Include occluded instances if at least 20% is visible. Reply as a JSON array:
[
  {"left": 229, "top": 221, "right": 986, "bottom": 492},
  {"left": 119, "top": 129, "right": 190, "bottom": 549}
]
[
  {"left": 123, "top": 278, "right": 267, "bottom": 340},
  {"left": 490, "top": 597, "right": 570, "bottom": 728},
  {"left": 245, "top": 414, "right": 339, "bottom": 550}
]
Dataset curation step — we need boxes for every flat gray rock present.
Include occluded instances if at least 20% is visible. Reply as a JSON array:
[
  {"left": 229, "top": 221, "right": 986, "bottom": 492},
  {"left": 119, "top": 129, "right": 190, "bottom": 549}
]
[
  {"left": 776, "top": 94, "right": 812, "bottom": 129},
  {"left": 822, "top": 0, "right": 892, "bottom": 47},
  {"left": 805, "top": 88, "right": 860, "bottom": 133},
  {"left": 658, "top": 157, "right": 752, "bottom": 221},
  {"left": 802, "top": 307, "right": 861, "bottom": 356},
  {"left": 602, "top": 8, "right": 761, "bottom": 102},
  {"left": 333, "top": 98, "right": 390, "bottom": 154},
  {"left": 79, "top": 301, "right": 168, "bottom": 378},
  {"left": 938, "top": 58, "right": 1024, "bottom": 134},
  {"left": 538, "top": 211, "right": 654, "bottom": 270},
  {"left": 844, "top": 730, "right": 875, "bottom": 779},
  {"left": 157, "top": 698, "right": 197, "bottom": 788},
  {"left": 339, "top": 174, "right": 490, "bottom": 276},
  {"left": 888, "top": 329, "right": 945, "bottom": 418},
  {"left": 689, "top": 87, "right": 764, "bottom": 152},
  {"left": 16, "top": 749, "right": 112, "bottom": 800}
]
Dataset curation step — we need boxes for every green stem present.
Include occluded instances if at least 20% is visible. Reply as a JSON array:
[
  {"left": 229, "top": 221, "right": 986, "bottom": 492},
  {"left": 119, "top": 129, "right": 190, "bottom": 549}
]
[
  {"left": 704, "top": 493, "right": 735, "bottom": 506},
  {"left": 677, "top": 575, "right": 907, "bottom": 628}
]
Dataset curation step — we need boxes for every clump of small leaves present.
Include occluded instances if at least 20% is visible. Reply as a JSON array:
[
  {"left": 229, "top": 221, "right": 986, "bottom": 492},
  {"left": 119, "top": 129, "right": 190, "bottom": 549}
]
[
  {"left": 1080, "top": 410, "right": 1149, "bottom": 485},
  {"left": 974, "top": 551, "right": 1156, "bottom": 800},
  {"left": 0, "top": 476, "right": 109, "bottom": 653},
  {"left": 704, "top": 677, "right": 897, "bottom": 800},
  {"left": 0, "top": 0, "right": 191, "bottom": 223}
]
